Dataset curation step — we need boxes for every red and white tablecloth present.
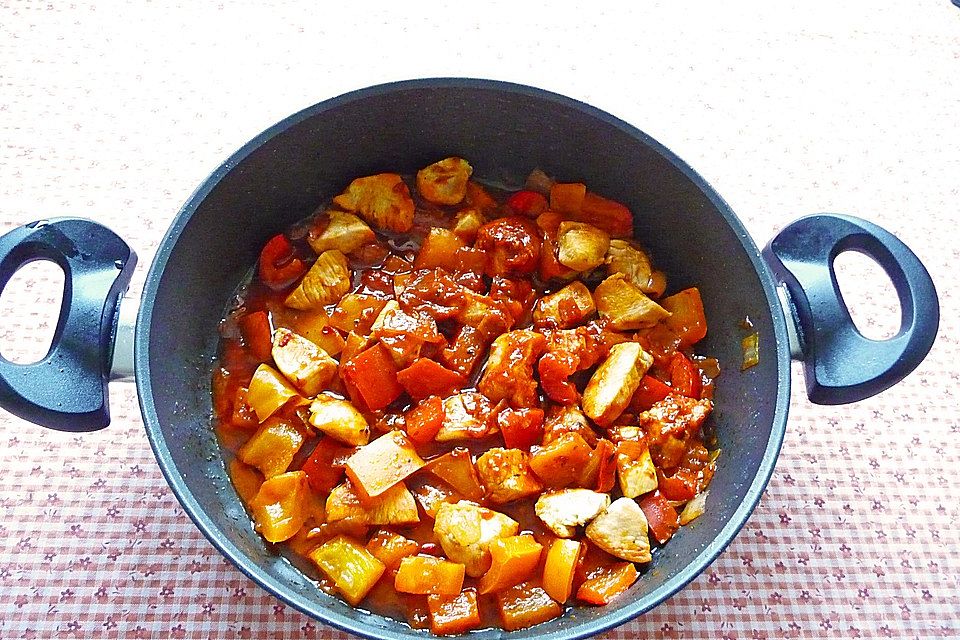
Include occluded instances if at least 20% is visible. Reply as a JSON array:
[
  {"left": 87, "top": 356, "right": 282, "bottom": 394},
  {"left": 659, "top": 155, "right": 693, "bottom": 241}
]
[{"left": 1, "top": 2, "right": 958, "bottom": 638}]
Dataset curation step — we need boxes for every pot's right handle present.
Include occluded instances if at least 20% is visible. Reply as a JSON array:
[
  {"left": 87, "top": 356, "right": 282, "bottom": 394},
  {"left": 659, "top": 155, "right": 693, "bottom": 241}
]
[{"left": 762, "top": 214, "right": 938, "bottom": 405}]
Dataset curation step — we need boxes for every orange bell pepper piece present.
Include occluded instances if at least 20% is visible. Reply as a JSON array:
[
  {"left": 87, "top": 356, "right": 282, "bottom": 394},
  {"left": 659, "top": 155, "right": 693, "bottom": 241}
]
[
  {"left": 423, "top": 448, "right": 484, "bottom": 502},
  {"left": 397, "top": 358, "right": 465, "bottom": 400},
  {"left": 576, "top": 561, "right": 639, "bottom": 605},
  {"left": 496, "top": 581, "right": 562, "bottom": 631},
  {"left": 238, "top": 310, "right": 273, "bottom": 362},
  {"left": 427, "top": 588, "right": 482, "bottom": 635},
  {"left": 542, "top": 538, "right": 582, "bottom": 604},
  {"left": 528, "top": 431, "right": 593, "bottom": 488},
  {"left": 395, "top": 555, "right": 466, "bottom": 595},
  {"left": 497, "top": 407, "right": 544, "bottom": 450},
  {"left": 341, "top": 343, "right": 404, "bottom": 410},
  {"left": 660, "top": 287, "right": 708, "bottom": 348},
  {"left": 639, "top": 491, "right": 681, "bottom": 544},
  {"left": 478, "top": 535, "right": 544, "bottom": 594},
  {"left": 366, "top": 530, "right": 419, "bottom": 570},
  {"left": 405, "top": 395, "right": 445, "bottom": 444}
]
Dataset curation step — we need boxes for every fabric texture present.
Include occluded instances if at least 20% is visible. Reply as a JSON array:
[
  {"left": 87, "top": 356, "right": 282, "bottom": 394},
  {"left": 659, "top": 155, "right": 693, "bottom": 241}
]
[{"left": 1, "top": 1, "right": 958, "bottom": 638}]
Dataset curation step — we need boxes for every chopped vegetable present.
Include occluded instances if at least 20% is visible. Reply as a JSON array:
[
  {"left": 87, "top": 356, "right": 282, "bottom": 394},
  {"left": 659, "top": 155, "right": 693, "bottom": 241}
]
[
  {"left": 435, "top": 392, "right": 498, "bottom": 442},
  {"left": 326, "top": 480, "right": 420, "bottom": 526},
  {"left": 236, "top": 417, "right": 305, "bottom": 478},
  {"left": 414, "top": 228, "right": 467, "bottom": 270},
  {"left": 333, "top": 173, "right": 415, "bottom": 233},
  {"left": 259, "top": 234, "right": 306, "bottom": 289},
  {"left": 284, "top": 249, "right": 352, "bottom": 310},
  {"left": 427, "top": 589, "right": 482, "bottom": 635},
  {"left": 497, "top": 407, "right": 544, "bottom": 450},
  {"left": 542, "top": 538, "right": 582, "bottom": 603},
  {"left": 246, "top": 363, "right": 301, "bottom": 422},
  {"left": 309, "top": 535, "right": 386, "bottom": 605},
  {"left": 308, "top": 395, "right": 370, "bottom": 446},
  {"left": 328, "top": 294, "right": 389, "bottom": 335},
  {"left": 341, "top": 343, "right": 404, "bottom": 410},
  {"left": 228, "top": 458, "right": 263, "bottom": 504},
  {"left": 576, "top": 561, "right": 638, "bottom": 605},
  {"left": 395, "top": 555, "right": 466, "bottom": 595},
  {"left": 345, "top": 430, "right": 426, "bottom": 500},
  {"left": 741, "top": 332, "right": 760, "bottom": 371},
  {"left": 238, "top": 310, "right": 273, "bottom": 362},
  {"left": 639, "top": 491, "right": 681, "bottom": 544},
  {"left": 669, "top": 352, "right": 702, "bottom": 398},
  {"left": 300, "top": 436, "right": 355, "bottom": 492},
  {"left": 478, "top": 535, "right": 543, "bottom": 594},
  {"left": 660, "top": 288, "right": 708, "bottom": 347},
  {"left": 529, "top": 432, "right": 593, "bottom": 488},
  {"left": 496, "top": 581, "right": 562, "bottom": 631},
  {"left": 396, "top": 358, "right": 464, "bottom": 400},
  {"left": 423, "top": 448, "right": 485, "bottom": 502},
  {"left": 631, "top": 374, "right": 673, "bottom": 412},
  {"left": 679, "top": 490, "right": 709, "bottom": 525},
  {"left": 506, "top": 189, "right": 548, "bottom": 217},
  {"left": 549, "top": 182, "right": 587, "bottom": 215},
  {"left": 577, "top": 191, "right": 634, "bottom": 238},
  {"left": 366, "top": 529, "right": 419, "bottom": 570},
  {"left": 249, "top": 470, "right": 308, "bottom": 542},
  {"left": 404, "top": 395, "right": 445, "bottom": 444}
]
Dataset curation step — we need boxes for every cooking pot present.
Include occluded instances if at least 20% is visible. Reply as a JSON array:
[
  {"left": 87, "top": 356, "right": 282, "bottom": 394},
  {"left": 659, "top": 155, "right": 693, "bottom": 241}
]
[{"left": 0, "top": 79, "right": 939, "bottom": 639}]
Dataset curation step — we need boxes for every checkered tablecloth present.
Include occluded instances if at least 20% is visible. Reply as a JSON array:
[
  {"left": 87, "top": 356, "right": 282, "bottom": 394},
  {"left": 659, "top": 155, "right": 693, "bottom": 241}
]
[{"left": 1, "top": 2, "right": 958, "bottom": 638}]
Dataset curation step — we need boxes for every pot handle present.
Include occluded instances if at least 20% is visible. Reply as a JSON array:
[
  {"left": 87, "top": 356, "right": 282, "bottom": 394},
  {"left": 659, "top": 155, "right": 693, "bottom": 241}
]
[
  {"left": 762, "top": 214, "right": 938, "bottom": 405},
  {"left": 0, "top": 218, "right": 136, "bottom": 431}
]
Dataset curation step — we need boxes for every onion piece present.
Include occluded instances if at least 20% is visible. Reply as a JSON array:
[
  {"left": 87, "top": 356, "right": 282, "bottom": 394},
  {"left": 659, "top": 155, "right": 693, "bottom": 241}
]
[
  {"left": 740, "top": 332, "right": 759, "bottom": 371},
  {"left": 679, "top": 491, "right": 708, "bottom": 525}
]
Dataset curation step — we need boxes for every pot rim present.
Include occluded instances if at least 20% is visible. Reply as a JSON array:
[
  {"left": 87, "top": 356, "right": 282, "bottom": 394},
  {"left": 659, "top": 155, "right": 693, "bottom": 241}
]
[{"left": 135, "top": 77, "right": 791, "bottom": 639}]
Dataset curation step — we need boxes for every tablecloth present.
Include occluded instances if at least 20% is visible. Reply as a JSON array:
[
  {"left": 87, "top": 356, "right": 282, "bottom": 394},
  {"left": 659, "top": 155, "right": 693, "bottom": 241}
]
[{"left": 1, "top": 1, "right": 958, "bottom": 638}]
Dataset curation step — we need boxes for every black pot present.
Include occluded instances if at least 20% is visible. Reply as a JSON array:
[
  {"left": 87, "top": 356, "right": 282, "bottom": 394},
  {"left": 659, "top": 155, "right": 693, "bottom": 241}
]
[{"left": 0, "top": 79, "right": 939, "bottom": 640}]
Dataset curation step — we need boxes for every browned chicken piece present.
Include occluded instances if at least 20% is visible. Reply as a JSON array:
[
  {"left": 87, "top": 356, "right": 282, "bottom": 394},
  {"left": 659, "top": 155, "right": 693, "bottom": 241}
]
[
  {"left": 474, "top": 216, "right": 542, "bottom": 277},
  {"left": 542, "top": 404, "right": 600, "bottom": 447},
  {"left": 271, "top": 328, "right": 338, "bottom": 396},
  {"left": 434, "top": 501, "right": 519, "bottom": 577},
  {"left": 436, "top": 392, "right": 499, "bottom": 441},
  {"left": 478, "top": 329, "right": 546, "bottom": 408},
  {"left": 532, "top": 281, "right": 596, "bottom": 329},
  {"left": 285, "top": 250, "right": 352, "bottom": 310},
  {"left": 615, "top": 441, "right": 658, "bottom": 498},
  {"left": 594, "top": 273, "right": 671, "bottom": 330},
  {"left": 585, "top": 497, "right": 652, "bottom": 563},
  {"left": 333, "top": 173, "right": 415, "bottom": 233},
  {"left": 475, "top": 448, "right": 544, "bottom": 504},
  {"left": 556, "top": 221, "right": 610, "bottom": 272},
  {"left": 308, "top": 210, "right": 375, "bottom": 255},
  {"left": 604, "top": 239, "right": 666, "bottom": 296},
  {"left": 535, "top": 489, "right": 610, "bottom": 538},
  {"left": 639, "top": 394, "right": 713, "bottom": 445},
  {"left": 417, "top": 157, "right": 473, "bottom": 205},
  {"left": 582, "top": 342, "right": 654, "bottom": 427}
]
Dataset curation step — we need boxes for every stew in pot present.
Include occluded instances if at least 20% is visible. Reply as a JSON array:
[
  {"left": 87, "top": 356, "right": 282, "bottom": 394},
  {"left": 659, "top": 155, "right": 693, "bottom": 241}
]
[{"left": 211, "top": 157, "right": 719, "bottom": 634}]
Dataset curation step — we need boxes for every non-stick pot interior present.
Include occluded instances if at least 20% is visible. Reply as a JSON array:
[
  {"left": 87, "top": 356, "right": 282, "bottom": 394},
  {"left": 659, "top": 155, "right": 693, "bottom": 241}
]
[{"left": 138, "top": 79, "right": 789, "bottom": 639}]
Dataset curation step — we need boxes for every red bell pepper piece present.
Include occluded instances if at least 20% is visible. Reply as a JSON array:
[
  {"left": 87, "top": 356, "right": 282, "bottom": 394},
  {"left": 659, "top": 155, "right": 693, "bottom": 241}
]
[
  {"left": 537, "top": 352, "right": 579, "bottom": 405},
  {"left": 341, "top": 343, "right": 404, "bottom": 410},
  {"left": 506, "top": 190, "right": 549, "bottom": 217},
  {"left": 656, "top": 468, "right": 698, "bottom": 501},
  {"left": 259, "top": 233, "right": 306, "bottom": 289},
  {"left": 397, "top": 358, "right": 465, "bottom": 400},
  {"left": 669, "top": 352, "right": 702, "bottom": 398},
  {"left": 301, "top": 437, "right": 355, "bottom": 493},
  {"left": 238, "top": 310, "right": 273, "bottom": 362},
  {"left": 498, "top": 408, "right": 545, "bottom": 450},
  {"left": 405, "top": 396, "right": 446, "bottom": 444},
  {"left": 630, "top": 374, "right": 673, "bottom": 412},
  {"left": 638, "top": 491, "right": 681, "bottom": 544}
]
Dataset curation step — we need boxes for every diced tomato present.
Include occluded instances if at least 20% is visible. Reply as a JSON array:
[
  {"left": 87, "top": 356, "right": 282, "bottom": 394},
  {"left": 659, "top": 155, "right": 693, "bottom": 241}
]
[
  {"left": 238, "top": 310, "right": 273, "bottom": 362},
  {"left": 638, "top": 491, "right": 681, "bottom": 544},
  {"left": 259, "top": 234, "right": 306, "bottom": 289},
  {"left": 397, "top": 358, "right": 465, "bottom": 400},
  {"left": 669, "top": 352, "right": 702, "bottom": 398},
  {"left": 498, "top": 408, "right": 545, "bottom": 450},
  {"left": 506, "top": 190, "right": 548, "bottom": 217},
  {"left": 341, "top": 343, "right": 404, "bottom": 410},
  {"left": 300, "top": 437, "right": 355, "bottom": 493},
  {"left": 630, "top": 374, "right": 673, "bottom": 412},
  {"left": 406, "top": 396, "right": 445, "bottom": 444}
]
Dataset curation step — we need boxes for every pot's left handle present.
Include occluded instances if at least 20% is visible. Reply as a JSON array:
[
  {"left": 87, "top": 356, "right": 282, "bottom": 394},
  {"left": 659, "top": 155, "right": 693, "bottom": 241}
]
[{"left": 0, "top": 218, "right": 136, "bottom": 431}]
